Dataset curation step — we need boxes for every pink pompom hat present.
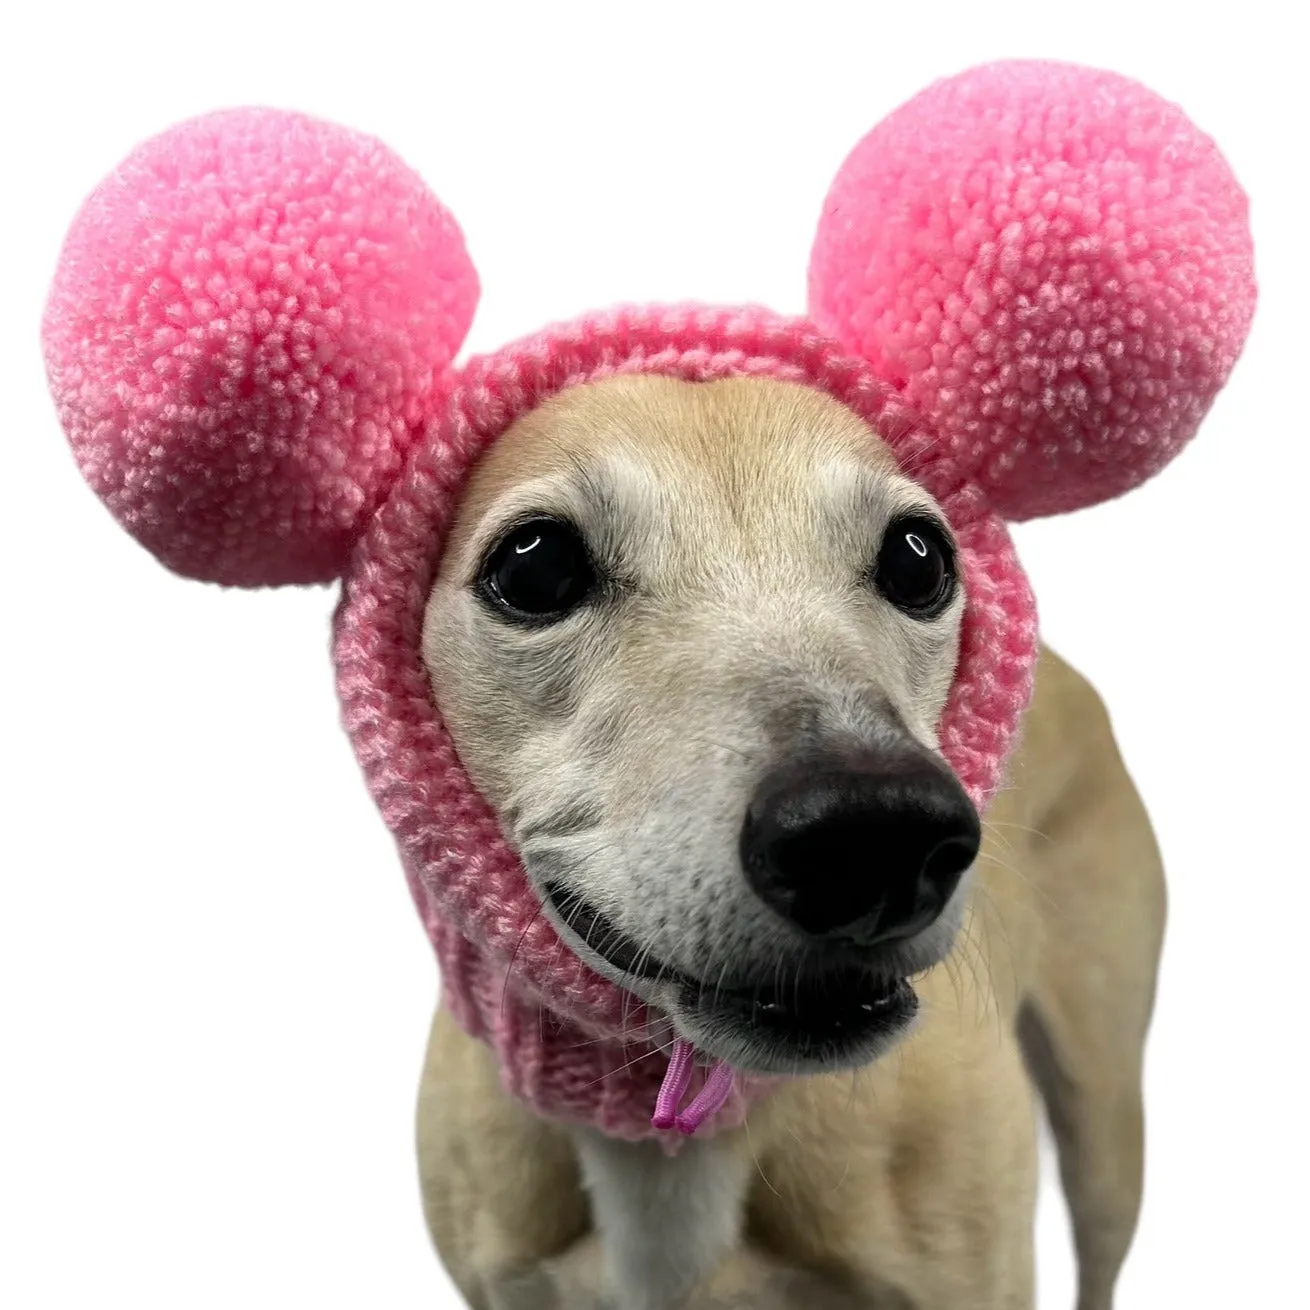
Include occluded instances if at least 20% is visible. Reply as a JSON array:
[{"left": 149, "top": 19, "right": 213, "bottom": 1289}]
[{"left": 43, "top": 61, "right": 1255, "bottom": 1142}]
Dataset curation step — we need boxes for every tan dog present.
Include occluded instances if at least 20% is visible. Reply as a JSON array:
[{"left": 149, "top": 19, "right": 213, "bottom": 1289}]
[{"left": 416, "top": 376, "right": 1164, "bottom": 1310}]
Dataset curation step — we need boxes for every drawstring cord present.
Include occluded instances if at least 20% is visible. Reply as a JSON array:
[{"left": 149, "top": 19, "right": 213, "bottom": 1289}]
[{"left": 651, "top": 1038, "right": 735, "bottom": 1134}]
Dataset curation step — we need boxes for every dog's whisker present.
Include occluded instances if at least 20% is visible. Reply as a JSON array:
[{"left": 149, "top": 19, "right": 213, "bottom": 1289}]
[
  {"left": 973, "top": 845, "right": 1063, "bottom": 917},
  {"left": 499, "top": 905, "right": 548, "bottom": 1017},
  {"left": 982, "top": 817, "right": 1054, "bottom": 844},
  {"left": 939, "top": 902, "right": 993, "bottom": 1032},
  {"left": 576, "top": 1040, "right": 672, "bottom": 1093},
  {"left": 965, "top": 884, "right": 1020, "bottom": 1010},
  {"left": 679, "top": 731, "right": 754, "bottom": 763},
  {"left": 741, "top": 1112, "right": 784, "bottom": 1201}
]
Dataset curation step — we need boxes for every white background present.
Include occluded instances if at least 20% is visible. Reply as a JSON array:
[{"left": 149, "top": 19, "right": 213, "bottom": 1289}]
[{"left": 2, "top": 2, "right": 1305, "bottom": 1306}]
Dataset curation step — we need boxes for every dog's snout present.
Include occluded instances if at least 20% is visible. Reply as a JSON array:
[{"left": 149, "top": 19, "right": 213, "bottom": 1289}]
[{"left": 740, "top": 746, "right": 980, "bottom": 942}]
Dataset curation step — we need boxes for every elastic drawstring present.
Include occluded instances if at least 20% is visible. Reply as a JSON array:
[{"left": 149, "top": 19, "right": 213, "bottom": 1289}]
[{"left": 651, "top": 1038, "right": 735, "bottom": 1135}]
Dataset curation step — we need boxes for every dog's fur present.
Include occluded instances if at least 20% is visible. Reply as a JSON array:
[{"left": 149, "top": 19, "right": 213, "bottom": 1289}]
[{"left": 417, "top": 377, "right": 1165, "bottom": 1309}]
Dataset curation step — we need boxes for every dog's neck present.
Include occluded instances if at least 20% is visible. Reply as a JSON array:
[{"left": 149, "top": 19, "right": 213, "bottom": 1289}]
[
  {"left": 571, "top": 1124, "right": 753, "bottom": 1310},
  {"left": 430, "top": 916, "right": 777, "bottom": 1140}
]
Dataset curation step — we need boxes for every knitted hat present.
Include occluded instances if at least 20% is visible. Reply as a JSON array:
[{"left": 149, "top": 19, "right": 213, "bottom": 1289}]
[{"left": 43, "top": 61, "right": 1255, "bottom": 1141}]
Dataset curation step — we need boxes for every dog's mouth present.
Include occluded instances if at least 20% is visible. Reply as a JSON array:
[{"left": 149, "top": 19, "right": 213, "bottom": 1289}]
[
  {"left": 542, "top": 883, "right": 672, "bottom": 982},
  {"left": 677, "top": 968, "right": 917, "bottom": 1064},
  {"left": 541, "top": 882, "right": 918, "bottom": 1070}
]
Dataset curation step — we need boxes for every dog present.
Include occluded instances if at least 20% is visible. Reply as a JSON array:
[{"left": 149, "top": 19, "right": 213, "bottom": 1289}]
[
  {"left": 43, "top": 61, "right": 1250, "bottom": 1310},
  {"left": 415, "top": 374, "right": 1165, "bottom": 1310}
]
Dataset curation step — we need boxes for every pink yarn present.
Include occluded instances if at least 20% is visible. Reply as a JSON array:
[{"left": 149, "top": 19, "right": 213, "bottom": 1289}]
[
  {"left": 43, "top": 109, "right": 478, "bottom": 586},
  {"left": 810, "top": 61, "right": 1256, "bottom": 521},
  {"left": 41, "top": 62, "right": 1255, "bottom": 1142},
  {"left": 336, "top": 302, "right": 1036, "bottom": 1137}
]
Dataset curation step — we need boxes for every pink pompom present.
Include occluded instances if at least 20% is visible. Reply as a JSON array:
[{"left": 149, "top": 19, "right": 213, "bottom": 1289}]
[
  {"left": 43, "top": 109, "right": 479, "bottom": 585},
  {"left": 809, "top": 61, "right": 1256, "bottom": 521}
]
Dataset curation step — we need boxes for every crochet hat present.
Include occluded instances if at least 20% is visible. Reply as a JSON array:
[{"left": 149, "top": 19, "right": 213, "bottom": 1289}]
[{"left": 43, "top": 61, "right": 1255, "bottom": 1141}]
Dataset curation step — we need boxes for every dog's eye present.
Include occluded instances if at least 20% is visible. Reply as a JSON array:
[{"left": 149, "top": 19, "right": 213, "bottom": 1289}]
[
  {"left": 874, "top": 515, "right": 957, "bottom": 618},
  {"left": 478, "top": 518, "right": 597, "bottom": 621}
]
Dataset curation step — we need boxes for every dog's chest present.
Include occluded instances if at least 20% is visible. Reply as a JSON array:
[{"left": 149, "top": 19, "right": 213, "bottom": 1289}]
[{"left": 570, "top": 1126, "right": 752, "bottom": 1310}]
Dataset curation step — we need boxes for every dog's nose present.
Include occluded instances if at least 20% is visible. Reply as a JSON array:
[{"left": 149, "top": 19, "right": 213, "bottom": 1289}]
[{"left": 740, "top": 746, "right": 980, "bottom": 942}]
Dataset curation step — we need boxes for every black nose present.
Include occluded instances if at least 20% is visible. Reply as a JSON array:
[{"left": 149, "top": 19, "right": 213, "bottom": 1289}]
[{"left": 740, "top": 744, "right": 980, "bottom": 943}]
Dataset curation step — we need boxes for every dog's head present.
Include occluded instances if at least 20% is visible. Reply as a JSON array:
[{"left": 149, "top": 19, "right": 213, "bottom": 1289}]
[
  {"left": 423, "top": 374, "right": 976, "bottom": 1072},
  {"left": 44, "top": 63, "right": 1254, "bottom": 1100}
]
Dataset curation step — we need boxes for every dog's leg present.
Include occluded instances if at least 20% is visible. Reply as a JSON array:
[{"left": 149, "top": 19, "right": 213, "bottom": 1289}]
[
  {"left": 693, "top": 1247, "right": 877, "bottom": 1308},
  {"left": 489, "top": 1233, "right": 610, "bottom": 1310},
  {"left": 1015, "top": 670, "right": 1167, "bottom": 1310},
  {"left": 742, "top": 1017, "right": 1039, "bottom": 1310},
  {"left": 1019, "top": 1004, "right": 1146, "bottom": 1310},
  {"left": 417, "top": 1005, "right": 593, "bottom": 1309},
  {"left": 493, "top": 1234, "right": 872, "bottom": 1310},
  {"left": 417, "top": 1004, "right": 864, "bottom": 1309}
]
